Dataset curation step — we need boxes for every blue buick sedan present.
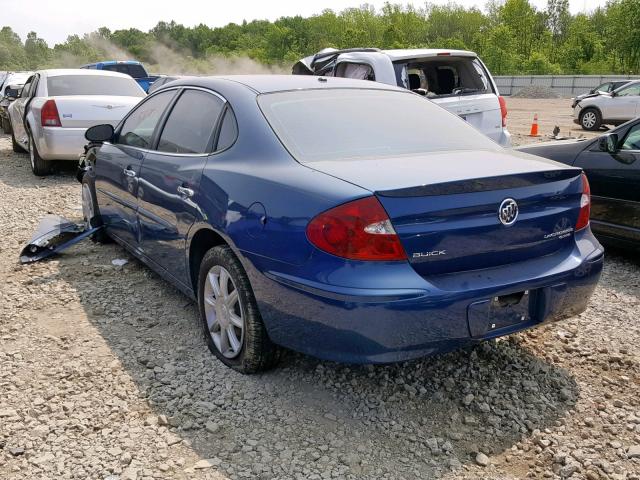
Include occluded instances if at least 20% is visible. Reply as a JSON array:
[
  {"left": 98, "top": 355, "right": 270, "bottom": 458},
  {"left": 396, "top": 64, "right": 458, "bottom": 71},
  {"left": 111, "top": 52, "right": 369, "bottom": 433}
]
[{"left": 81, "top": 75, "right": 604, "bottom": 373}]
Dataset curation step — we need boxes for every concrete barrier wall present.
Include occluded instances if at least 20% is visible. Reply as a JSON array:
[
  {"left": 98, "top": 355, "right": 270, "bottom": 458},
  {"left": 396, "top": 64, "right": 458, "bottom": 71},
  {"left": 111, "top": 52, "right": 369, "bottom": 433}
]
[{"left": 494, "top": 75, "right": 640, "bottom": 97}]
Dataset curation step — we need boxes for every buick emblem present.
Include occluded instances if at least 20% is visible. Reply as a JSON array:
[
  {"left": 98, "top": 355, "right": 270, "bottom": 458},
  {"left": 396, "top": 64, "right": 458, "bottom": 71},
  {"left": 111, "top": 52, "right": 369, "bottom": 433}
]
[{"left": 498, "top": 198, "right": 519, "bottom": 226}]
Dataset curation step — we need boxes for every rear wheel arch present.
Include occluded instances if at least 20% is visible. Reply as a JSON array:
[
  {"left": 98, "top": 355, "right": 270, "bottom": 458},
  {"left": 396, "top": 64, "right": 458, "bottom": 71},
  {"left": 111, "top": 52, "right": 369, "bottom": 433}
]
[{"left": 187, "top": 227, "right": 229, "bottom": 293}]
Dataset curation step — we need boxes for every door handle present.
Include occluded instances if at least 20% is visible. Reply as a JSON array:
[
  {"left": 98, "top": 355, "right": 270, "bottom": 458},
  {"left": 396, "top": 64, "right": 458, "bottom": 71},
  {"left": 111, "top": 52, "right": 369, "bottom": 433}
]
[
  {"left": 177, "top": 186, "right": 195, "bottom": 198},
  {"left": 123, "top": 167, "right": 136, "bottom": 177}
]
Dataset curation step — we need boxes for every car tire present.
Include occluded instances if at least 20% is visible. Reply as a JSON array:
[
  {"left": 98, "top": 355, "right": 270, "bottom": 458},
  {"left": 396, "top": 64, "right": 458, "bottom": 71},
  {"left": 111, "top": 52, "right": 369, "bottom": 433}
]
[
  {"left": 580, "top": 108, "right": 602, "bottom": 131},
  {"left": 81, "top": 173, "right": 110, "bottom": 244},
  {"left": 28, "top": 132, "right": 51, "bottom": 176},
  {"left": 198, "top": 245, "right": 280, "bottom": 373},
  {"left": 11, "top": 129, "right": 26, "bottom": 153},
  {"left": 2, "top": 116, "right": 11, "bottom": 134}
]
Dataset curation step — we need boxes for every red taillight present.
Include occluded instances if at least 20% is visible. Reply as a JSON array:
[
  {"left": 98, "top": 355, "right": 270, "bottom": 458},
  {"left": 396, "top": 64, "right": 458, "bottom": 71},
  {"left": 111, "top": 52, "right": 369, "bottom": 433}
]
[
  {"left": 437, "top": 52, "right": 451, "bottom": 56},
  {"left": 576, "top": 173, "right": 591, "bottom": 231},
  {"left": 499, "top": 96, "right": 508, "bottom": 127},
  {"left": 41, "top": 99, "right": 61, "bottom": 127},
  {"left": 306, "top": 196, "right": 407, "bottom": 261}
]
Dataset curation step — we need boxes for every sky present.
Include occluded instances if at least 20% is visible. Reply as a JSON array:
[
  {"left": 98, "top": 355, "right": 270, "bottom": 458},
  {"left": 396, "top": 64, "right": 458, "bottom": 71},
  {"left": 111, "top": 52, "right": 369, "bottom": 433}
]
[{"left": 6, "top": 0, "right": 608, "bottom": 45}]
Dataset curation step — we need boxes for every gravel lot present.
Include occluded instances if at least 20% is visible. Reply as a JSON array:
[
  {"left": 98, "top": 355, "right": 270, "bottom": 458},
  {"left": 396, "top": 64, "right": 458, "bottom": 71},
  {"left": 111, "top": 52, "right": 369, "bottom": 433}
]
[{"left": 1, "top": 99, "right": 639, "bottom": 480}]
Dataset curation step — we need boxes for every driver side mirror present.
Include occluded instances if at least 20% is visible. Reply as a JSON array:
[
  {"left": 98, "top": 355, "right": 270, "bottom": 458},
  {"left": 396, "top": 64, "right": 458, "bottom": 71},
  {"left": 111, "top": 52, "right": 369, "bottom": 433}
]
[
  {"left": 4, "top": 85, "right": 22, "bottom": 100},
  {"left": 598, "top": 133, "right": 618, "bottom": 154},
  {"left": 85, "top": 124, "right": 114, "bottom": 143}
]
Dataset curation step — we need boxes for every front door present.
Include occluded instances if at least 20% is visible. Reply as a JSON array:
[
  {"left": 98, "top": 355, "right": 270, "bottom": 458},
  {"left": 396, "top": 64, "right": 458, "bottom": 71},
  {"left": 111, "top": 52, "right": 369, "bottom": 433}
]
[
  {"left": 95, "top": 90, "right": 176, "bottom": 247},
  {"left": 11, "top": 74, "right": 36, "bottom": 145},
  {"left": 137, "top": 88, "right": 226, "bottom": 285}
]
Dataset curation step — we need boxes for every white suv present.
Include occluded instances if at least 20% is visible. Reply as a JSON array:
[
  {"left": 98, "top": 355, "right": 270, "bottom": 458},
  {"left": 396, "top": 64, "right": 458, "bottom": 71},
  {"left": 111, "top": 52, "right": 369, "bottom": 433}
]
[
  {"left": 574, "top": 80, "right": 640, "bottom": 130},
  {"left": 293, "top": 48, "right": 511, "bottom": 146}
]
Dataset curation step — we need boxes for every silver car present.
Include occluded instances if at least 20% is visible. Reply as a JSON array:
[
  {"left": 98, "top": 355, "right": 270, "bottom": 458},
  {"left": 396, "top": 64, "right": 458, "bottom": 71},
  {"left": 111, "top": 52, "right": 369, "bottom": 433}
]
[
  {"left": 9, "top": 69, "right": 146, "bottom": 175},
  {"left": 573, "top": 79, "right": 640, "bottom": 131},
  {"left": 1, "top": 71, "right": 33, "bottom": 133}
]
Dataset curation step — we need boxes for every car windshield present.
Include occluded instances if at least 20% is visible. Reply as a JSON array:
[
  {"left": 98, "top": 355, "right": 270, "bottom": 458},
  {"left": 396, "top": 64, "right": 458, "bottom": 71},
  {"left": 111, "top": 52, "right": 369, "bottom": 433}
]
[
  {"left": 258, "top": 88, "right": 498, "bottom": 163},
  {"left": 2, "top": 73, "right": 31, "bottom": 93},
  {"left": 47, "top": 75, "right": 145, "bottom": 97}
]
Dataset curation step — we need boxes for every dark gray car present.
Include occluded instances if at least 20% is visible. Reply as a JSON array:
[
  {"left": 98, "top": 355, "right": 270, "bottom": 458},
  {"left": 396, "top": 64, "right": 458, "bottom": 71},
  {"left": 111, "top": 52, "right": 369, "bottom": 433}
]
[{"left": 517, "top": 120, "right": 640, "bottom": 248}]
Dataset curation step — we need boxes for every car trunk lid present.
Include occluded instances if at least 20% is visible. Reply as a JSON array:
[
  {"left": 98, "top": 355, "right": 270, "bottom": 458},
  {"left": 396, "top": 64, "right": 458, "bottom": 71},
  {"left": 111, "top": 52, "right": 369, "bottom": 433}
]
[
  {"left": 52, "top": 95, "right": 140, "bottom": 128},
  {"left": 306, "top": 150, "right": 583, "bottom": 275}
]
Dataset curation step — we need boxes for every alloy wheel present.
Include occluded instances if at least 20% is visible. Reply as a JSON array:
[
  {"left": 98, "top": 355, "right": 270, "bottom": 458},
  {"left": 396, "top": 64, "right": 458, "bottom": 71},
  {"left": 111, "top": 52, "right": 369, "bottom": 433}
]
[
  {"left": 582, "top": 111, "right": 596, "bottom": 129},
  {"left": 203, "top": 265, "right": 245, "bottom": 359}
]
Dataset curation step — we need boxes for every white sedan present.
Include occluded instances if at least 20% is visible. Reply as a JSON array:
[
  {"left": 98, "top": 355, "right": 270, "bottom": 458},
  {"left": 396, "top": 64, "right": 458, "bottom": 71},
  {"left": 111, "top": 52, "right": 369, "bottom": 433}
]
[
  {"left": 574, "top": 80, "right": 640, "bottom": 131},
  {"left": 8, "top": 69, "right": 145, "bottom": 175}
]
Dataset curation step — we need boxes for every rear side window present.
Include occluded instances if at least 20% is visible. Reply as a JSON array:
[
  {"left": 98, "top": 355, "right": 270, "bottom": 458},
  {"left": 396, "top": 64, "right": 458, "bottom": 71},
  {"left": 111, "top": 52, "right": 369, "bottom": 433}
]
[
  {"left": 216, "top": 108, "right": 238, "bottom": 151},
  {"left": 118, "top": 90, "right": 174, "bottom": 149},
  {"left": 157, "top": 90, "right": 224, "bottom": 154},
  {"left": 47, "top": 75, "right": 145, "bottom": 97},
  {"left": 259, "top": 89, "right": 497, "bottom": 163}
]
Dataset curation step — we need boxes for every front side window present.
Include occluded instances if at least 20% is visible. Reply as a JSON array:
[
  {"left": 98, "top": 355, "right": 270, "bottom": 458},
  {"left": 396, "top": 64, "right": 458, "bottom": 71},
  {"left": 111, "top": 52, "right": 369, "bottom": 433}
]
[
  {"left": 258, "top": 88, "right": 497, "bottom": 163},
  {"left": 157, "top": 90, "right": 224, "bottom": 154},
  {"left": 118, "top": 91, "right": 174, "bottom": 149},
  {"left": 617, "top": 84, "right": 640, "bottom": 97},
  {"left": 335, "top": 63, "right": 375, "bottom": 81},
  {"left": 621, "top": 124, "right": 640, "bottom": 151},
  {"left": 20, "top": 77, "right": 34, "bottom": 98}
]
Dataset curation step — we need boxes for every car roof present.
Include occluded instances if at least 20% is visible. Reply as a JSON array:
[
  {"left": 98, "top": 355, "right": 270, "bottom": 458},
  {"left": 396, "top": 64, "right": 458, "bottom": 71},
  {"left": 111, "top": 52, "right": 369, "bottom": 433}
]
[
  {"left": 36, "top": 69, "right": 134, "bottom": 79},
  {"left": 171, "top": 74, "right": 404, "bottom": 94},
  {"left": 382, "top": 49, "right": 478, "bottom": 60}
]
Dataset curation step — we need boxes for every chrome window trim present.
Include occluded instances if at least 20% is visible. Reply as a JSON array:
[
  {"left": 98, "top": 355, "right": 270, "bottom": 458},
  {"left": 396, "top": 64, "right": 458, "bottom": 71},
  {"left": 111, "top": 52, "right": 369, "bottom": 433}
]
[{"left": 115, "top": 85, "right": 229, "bottom": 157}]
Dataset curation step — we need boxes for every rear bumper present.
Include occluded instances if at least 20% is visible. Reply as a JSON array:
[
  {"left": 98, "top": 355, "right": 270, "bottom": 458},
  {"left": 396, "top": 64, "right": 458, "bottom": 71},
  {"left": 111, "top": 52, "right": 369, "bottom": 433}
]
[
  {"left": 242, "top": 230, "right": 603, "bottom": 364},
  {"left": 36, "top": 127, "right": 87, "bottom": 161},
  {"left": 497, "top": 128, "right": 512, "bottom": 147}
]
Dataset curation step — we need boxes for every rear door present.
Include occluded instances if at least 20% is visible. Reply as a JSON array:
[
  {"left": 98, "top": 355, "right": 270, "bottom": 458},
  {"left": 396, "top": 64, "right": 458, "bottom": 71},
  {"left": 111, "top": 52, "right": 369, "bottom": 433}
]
[
  {"left": 136, "top": 88, "right": 227, "bottom": 285},
  {"left": 95, "top": 90, "right": 176, "bottom": 248},
  {"left": 574, "top": 123, "right": 640, "bottom": 240}
]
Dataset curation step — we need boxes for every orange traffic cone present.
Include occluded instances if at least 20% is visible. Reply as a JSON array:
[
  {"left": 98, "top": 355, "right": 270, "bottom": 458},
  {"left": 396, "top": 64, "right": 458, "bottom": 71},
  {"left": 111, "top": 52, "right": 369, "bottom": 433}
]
[{"left": 529, "top": 114, "right": 540, "bottom": 137}]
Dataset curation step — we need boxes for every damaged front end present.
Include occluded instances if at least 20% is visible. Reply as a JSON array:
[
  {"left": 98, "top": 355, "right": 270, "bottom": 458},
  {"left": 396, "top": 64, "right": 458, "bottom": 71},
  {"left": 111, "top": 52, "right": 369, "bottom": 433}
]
[{"left": 20, "top": 215, "right": 104, "bottom": 264}]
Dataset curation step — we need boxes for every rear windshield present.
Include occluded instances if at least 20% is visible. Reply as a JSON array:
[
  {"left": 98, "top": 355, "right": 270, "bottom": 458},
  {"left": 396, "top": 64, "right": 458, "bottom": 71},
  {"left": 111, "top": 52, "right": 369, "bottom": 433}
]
[
  {"left": 47, "top": 76, "right": 145, "bottom": 97},
  {"left": 102, "top": 63, "right": 147, "bottom": 78},
  {"left": 397, "top": 56, "right": 493, "bottom": 97},
  {"left": 258, "top": 89, "right": 497, "bottom": 163}
]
